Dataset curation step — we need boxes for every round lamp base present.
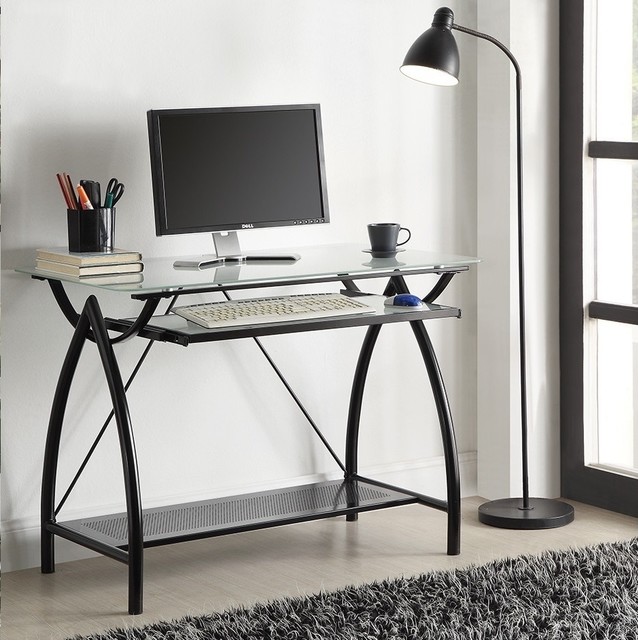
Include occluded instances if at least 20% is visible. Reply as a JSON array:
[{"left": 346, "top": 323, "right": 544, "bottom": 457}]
[{"left": 478, "top": 497, "right": 574, "bottom": 530}]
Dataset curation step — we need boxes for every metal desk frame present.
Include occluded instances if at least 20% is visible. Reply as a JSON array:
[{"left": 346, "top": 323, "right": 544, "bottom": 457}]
[{"left": 27, "top": 249, "right": 474, "bottom": 614}]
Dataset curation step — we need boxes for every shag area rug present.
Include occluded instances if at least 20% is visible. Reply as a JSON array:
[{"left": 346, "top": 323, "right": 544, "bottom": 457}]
[{"left": 71, "top": 537, "right": 638, "bottom": 639}]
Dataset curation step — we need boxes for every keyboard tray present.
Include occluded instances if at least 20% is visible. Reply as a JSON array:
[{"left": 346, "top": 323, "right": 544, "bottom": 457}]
[{"left": 107, "top": 297, "right": 461, "bottom": 346}]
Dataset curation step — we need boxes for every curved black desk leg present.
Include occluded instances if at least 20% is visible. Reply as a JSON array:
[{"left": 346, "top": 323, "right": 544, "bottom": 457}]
[
  {"left": 40, "top": 295, "right": 144, "bottom": 614},
  {"left": 398, "top": 273, "right": 460, "bottom": 554},
  {"left": 344, "top": 274, "right": 461, "bottom": 554},
  {"left": 408, "top": 319, "right": 461, "bottom": 556},
  {"left": 344, "top": 324, "right": 382, "bottom": 521},
  {"left": 41, "top": 309, "right": 91, "bottom": 574},
  {"left": 344, "top": 281, "right": 396, "bottom": 521}
]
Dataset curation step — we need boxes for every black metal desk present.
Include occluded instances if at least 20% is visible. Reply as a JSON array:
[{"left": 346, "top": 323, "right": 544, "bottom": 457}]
[{"left": 18, "top": 244, "right": 479, "bottom": 614}]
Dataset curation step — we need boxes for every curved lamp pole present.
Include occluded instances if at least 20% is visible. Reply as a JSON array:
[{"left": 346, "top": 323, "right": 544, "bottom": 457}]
[{"left": 400, "top": 7, "right": 574, "bottom": 529}]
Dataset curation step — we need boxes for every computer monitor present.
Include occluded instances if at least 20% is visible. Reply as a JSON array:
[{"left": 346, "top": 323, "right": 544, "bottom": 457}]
[{"left": 147, "top": 103, "right": 330, "bottom": 267}]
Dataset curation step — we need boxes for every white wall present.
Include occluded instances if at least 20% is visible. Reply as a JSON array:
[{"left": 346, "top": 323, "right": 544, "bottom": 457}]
[{"left": 1, "top": 0, "right": 480, "bottom": 571}]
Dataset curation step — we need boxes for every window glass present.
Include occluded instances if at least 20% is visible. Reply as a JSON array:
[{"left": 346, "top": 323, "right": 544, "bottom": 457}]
[
  {"left": 595, "top": 0, "right": 634, "bottom": 141},
  {"left": 593, "top": 320, "right": 638, "bottom": 475},
  {"left": 589, "top": 0, "right": 638, "bottom": 476},
  {"left": 594, "top": 159, "right": 635, "bottom": 303}
]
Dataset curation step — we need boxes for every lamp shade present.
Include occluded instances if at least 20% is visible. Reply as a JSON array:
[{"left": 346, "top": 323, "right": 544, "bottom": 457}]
[{"left": 400, "top": 7, "right": 460, "bottom": 86}]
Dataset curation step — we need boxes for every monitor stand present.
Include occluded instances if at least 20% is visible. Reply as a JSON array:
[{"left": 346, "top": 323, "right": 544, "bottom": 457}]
[
  {"left": 213, "top": 231, "right": 301, "bottom": 262},
  {"left": 173, "top": 231, "right": 300, "bottom": 269}
]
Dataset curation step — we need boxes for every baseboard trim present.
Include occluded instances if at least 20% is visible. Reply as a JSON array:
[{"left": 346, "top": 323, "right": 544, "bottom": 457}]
[{"left": 1, "top": 451, "right": 477, "bottom": 572}]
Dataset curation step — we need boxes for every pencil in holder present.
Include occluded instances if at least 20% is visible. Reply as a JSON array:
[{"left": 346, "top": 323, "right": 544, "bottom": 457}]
[{"left": 67, "top": 208, "right": 116, "bottom": 252}]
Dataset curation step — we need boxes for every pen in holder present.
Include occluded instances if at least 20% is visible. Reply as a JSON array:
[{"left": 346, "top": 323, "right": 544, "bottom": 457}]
[{"left": 67, "top": 208, "right": 116, "bottom": 252}]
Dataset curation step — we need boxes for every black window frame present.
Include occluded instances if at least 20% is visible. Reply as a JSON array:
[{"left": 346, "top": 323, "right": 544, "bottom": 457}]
[{"left": 560, "top": 0, "right": 638, "bottom": 517}]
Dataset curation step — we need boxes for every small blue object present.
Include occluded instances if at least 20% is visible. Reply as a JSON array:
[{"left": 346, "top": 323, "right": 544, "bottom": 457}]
[{"left": 384, "top": 293, "right": 424, "bottom": 308}]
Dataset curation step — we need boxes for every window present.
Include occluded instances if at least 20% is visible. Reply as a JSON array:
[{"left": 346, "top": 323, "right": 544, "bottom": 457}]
[{"left": 560, "top": 0, "right": 638, "bottom": 516}]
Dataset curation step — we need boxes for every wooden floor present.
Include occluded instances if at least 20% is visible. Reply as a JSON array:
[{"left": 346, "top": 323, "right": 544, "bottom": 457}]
[{"left": 3, "top": 496, "right": 637, "bottom": 639}]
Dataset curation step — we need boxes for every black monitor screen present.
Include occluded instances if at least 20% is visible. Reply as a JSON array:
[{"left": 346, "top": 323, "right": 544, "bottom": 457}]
[{"left": 148, "top": 104, "right": 330, "bottom": 236}]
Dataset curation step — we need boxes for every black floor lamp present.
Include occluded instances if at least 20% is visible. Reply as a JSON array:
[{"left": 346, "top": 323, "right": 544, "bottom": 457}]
[{"left": 400, "top": 7, "right": 574, "bottom": 529}]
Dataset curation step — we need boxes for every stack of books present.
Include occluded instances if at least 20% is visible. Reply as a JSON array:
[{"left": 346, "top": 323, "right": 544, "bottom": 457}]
[{"left": 35, "top": 247, "right": 144, "bottom": 283}]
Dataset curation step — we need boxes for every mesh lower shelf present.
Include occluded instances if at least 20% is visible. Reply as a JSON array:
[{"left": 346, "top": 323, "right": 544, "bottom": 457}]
[{"left": 59, "top": 478, "right": 417, "bottom": 547}]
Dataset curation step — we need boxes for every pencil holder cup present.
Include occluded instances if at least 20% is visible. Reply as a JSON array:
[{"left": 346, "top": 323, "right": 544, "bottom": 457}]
[{"left": 67, "top": 208, "right": 115, "bottom": 252}]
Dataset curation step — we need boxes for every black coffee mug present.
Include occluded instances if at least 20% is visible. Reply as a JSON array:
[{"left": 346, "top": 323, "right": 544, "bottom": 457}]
[{"left": 367, "top": 223, "right": 411, "bottom": 254}]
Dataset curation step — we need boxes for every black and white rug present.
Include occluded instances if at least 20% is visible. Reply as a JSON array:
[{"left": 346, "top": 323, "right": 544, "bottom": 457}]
[{"left": 70, "top": 537, "right": 638, "bottom": 639}]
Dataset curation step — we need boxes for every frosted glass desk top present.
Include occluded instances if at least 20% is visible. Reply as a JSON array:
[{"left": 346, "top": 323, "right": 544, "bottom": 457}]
[{"left": 18, "top": 243, "right": 480, "bottom": 297}]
